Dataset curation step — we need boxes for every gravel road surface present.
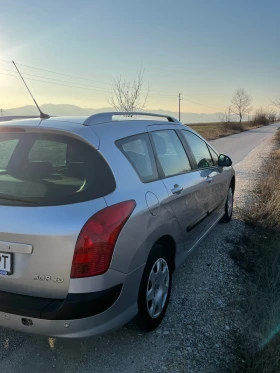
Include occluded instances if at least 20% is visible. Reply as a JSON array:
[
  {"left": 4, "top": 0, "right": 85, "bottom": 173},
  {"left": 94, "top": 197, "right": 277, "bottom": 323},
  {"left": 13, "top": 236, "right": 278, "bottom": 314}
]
[{"left": 1, "top": 123, "right": 279, "bottom": 373}]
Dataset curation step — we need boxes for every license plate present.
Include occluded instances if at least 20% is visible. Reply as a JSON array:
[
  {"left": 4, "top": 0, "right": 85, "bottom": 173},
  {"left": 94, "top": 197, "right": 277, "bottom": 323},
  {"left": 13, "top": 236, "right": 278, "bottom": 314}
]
[{"left": 0, "top": 252, "right": 12, "bottom": 275}]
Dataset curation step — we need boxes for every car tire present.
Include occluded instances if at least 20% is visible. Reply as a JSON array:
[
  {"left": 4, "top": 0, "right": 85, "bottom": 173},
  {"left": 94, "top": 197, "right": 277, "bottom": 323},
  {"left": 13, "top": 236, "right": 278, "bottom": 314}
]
[
  {"left": 221, "top": 185, "right": 234, "bottom": 223},
  {"left": 133, "top": 244, "right": 173, "bottom": 332}
]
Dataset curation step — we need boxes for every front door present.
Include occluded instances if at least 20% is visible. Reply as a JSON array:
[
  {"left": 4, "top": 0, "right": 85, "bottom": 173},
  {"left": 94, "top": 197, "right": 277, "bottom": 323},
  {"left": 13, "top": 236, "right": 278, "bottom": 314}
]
[{"left": 179, "top": 129, "right": 228, "bottom": 221}]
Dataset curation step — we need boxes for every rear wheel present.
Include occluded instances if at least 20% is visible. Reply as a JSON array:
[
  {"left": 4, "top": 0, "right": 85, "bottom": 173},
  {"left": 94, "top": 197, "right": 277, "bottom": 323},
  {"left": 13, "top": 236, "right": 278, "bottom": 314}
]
[
  {"left": 221, "top": 185, "right": 234, "bottom": 223},
  {"left": 133, "top": 244, "right": 173, "bottom": 332}
]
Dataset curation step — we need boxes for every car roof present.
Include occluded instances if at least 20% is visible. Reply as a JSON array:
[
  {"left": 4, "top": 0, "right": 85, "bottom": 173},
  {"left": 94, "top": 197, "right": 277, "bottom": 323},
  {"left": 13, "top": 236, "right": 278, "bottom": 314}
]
[
  {"left": 0, "top": 113, "right": 199, "bottom": 147},
  {"left": 0, "top": 112, "right": 182, "bottom": 133}
]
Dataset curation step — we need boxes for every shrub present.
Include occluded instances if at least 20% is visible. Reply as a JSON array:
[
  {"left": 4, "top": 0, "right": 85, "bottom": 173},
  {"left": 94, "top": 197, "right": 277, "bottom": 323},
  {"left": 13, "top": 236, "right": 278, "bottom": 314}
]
[
  {"left": 253, "top": 112, "right": 269, "bottom": 126},
  {"left": 252, "top": 108, "right": 277, "bottom": 126},
  {"left": 227, "top": 121, "right": 245, "bottom": 131}
]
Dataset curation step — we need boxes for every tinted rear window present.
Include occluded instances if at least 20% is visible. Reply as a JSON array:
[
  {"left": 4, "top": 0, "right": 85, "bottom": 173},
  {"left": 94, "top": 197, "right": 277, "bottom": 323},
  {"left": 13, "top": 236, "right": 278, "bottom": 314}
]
[{"left": 0, "top": 132, "right": 115, "bottom": 206}]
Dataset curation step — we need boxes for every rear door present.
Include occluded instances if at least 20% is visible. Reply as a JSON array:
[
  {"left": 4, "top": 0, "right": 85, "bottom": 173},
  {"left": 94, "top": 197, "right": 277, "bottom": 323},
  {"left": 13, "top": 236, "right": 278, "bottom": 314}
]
[
  {"left": 148, "top": 125, "right": 210, "bottom": 252},
  {"left": 0, "top": 128, "right": 116, "bottom": 298},
  {"left": 179, "top": 129, "right": 228, "bottom": 218}
]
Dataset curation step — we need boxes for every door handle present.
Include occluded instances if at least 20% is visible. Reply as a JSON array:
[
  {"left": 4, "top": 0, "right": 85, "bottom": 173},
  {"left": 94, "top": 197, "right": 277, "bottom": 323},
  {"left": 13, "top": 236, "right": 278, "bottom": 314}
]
[
  {"left": 205, "top": 176, "right": 213, "bottom": 183},
  {"left": 171, "top": 184, "right": 183, "bottom": 195}
]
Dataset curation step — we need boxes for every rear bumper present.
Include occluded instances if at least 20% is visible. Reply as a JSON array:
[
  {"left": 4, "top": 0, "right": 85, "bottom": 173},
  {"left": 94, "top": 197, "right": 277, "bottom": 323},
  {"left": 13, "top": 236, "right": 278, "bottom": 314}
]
[
  {"left": 0, "top": 285, "right": 123, "bottom": 320},
  {"left": 0, "top": 264, "right": 145, "bottom": 338}
]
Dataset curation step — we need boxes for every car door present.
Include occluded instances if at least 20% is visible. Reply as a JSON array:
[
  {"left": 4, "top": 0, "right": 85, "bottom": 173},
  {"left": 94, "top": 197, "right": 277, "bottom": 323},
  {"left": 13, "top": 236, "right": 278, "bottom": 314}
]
[
  {"left": 179, "top": 129, "right": 228, "bottom": 220},
  {"left": 148, "top": 125, "right": 210, "bottom": 255}
]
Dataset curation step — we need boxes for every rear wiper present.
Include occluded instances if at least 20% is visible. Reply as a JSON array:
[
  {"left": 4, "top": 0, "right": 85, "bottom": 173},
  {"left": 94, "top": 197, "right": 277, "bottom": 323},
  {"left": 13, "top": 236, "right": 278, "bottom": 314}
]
[{"left": 0, "top": 194, "right": 38, "bottom": 205}]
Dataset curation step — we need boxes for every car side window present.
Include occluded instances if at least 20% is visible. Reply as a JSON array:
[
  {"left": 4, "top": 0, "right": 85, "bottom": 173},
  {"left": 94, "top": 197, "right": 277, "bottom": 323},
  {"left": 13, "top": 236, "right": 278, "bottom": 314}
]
[
  {"left": 208, "top": 146, "right": 219, "bottom": 166},
  {"left": 181, "top": 130, "right": 214, "bottom": 169},
  {"left": 116, "top": 133, "right": 158, "bottom": 182},
  {"left": 151, "top": 130, "right": 191, "bottom": 177}
]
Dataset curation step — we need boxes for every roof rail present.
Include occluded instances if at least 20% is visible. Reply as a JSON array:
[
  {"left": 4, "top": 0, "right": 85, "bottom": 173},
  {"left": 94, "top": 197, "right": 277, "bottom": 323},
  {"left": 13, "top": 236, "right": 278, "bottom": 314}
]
[{"left": 83, "top": 112, "right": 180, "bottom": 126}]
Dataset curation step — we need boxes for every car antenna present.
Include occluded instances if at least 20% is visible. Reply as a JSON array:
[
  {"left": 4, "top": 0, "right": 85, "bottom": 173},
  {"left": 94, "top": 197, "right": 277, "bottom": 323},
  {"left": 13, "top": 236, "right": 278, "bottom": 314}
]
[{"left": 12, "top": 60, "right": 50, "bottom": 119}]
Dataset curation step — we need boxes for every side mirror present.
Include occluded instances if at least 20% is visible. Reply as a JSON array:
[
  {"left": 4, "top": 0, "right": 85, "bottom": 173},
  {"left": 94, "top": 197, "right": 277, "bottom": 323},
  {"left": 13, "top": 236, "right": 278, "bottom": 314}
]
[{"left": 218, "top": 154, "right": 232, "bottom": 167}]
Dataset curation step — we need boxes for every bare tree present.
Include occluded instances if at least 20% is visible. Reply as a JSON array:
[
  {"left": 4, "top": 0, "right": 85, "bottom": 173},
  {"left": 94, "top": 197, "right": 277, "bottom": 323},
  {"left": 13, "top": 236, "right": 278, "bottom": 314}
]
[
  {"left": 231, "top": 89, "right": 252, "bottom": 122},
  {"left": 267, "top": 107, "right": 277, "bottom": 122},
  {"left": 109, "top": 69, "right": 149, "bottom": 113},
  {"left": 271, "top": 96, "right": 280, "bottom": 109}
]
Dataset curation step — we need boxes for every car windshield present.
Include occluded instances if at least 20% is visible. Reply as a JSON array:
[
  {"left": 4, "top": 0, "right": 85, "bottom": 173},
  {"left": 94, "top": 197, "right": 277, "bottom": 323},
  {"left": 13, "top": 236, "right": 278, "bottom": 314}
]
[{"left": 0, "top": 132, "right": 115, "bottom": 206}]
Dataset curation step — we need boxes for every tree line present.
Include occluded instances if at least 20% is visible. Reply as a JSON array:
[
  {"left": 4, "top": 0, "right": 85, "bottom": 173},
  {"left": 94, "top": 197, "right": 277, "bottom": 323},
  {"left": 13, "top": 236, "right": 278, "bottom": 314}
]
[
  {"left": 109, "top": 70, "right": 280, "bottom": 125},
  {"left": 220, "top": 89, "right": 278, "bottom": 125}
]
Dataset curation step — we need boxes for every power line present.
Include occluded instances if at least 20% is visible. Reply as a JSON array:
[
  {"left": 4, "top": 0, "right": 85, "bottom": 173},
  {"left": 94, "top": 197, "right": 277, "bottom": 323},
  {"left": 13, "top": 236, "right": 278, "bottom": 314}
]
[
  {"left": 0, "top": 59, "right": 221, "bottom": 110},
  {"left": 0, "top": 67, "right": 110, "bottom": 91},
  {"left": 0, "top": 59, "right": 111, "bottom": 86},
  {"left": 149, "top": 88, "right": 178, "bottom": 96},
  {"left": 180, "top": 93, "right": 220, "bottom": 110},
  {"left": 0, "top": 72, "right": 177, "bottom": 99},
  {"left": 0, "top": 72, "right": 110, "bottom": 93},
  {"left": 12, "top": 60, "right": 50, "bottom": 119},
  {"left": 145, "top": 89, "right": 220, "bottom": 109},
  {"left": 0, "top": 60, "right": 179, "bottom": 98},
  {"left": 1, "top": 70, "right": 220, "bottom": 108},
  {"left": 149, "top": 94, "right": 177, "bottom": 98},
  {"left": 1, "top": 59, "right": 175, "bottom": 96}
]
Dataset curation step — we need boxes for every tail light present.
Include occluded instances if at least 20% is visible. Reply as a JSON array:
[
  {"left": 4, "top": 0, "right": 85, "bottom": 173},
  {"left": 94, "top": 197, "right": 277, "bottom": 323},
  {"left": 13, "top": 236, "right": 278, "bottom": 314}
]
[{"left": 70, "top": 200, "right": 136, "bottom": 278}]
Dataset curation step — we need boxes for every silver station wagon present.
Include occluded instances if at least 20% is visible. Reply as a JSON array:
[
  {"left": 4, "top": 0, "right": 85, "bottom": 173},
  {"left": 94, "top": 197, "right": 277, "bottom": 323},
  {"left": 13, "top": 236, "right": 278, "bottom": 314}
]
[{"left": 0, "top": 112, "right": 235, "bottom": 337}]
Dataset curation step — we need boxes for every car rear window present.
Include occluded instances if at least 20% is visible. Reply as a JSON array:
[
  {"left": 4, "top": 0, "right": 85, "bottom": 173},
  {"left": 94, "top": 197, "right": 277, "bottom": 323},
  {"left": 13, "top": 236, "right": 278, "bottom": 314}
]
[{"left": 0, "top": 132, "right": 116, "bottom": 206}]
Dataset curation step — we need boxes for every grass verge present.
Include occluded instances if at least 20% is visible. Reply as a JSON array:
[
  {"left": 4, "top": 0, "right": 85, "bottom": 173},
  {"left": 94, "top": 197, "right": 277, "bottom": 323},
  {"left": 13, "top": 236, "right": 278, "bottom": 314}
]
[
  {"left": 230, "top": 129, "right": 280, "bottom": 372},
  {"left": 188, "top": 121, "right": 267, "bottom": 141}
]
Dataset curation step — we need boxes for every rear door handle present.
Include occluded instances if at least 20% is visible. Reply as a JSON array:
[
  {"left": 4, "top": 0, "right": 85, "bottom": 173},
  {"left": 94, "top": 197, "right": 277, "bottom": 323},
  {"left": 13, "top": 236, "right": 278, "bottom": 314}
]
[
  {"left": 206, "top": 176, "right": 213, "bottom": 183},
  {"left": 171, "top": 184, "right": 183, "bottom": 195}
]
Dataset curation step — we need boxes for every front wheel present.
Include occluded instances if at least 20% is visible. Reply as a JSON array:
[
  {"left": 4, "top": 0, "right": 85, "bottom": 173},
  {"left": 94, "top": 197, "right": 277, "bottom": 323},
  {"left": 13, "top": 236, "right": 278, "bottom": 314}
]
[
  {"left": 221, "top": 185, "right": 234, "bottom": 223},
  {"left": 133, "top": 244, "right": 173, "bottom": 332}
]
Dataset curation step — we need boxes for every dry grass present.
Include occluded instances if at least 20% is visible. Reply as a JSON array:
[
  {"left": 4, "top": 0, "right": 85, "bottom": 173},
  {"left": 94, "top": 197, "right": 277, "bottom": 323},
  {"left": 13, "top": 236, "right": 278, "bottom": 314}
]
[
  {"left": 232, "top": 129, "right": 280, "bottom": 372},
  {"left": 188, "top": 121, "right": 263, "bottom": 141},
  {"left": 275, "top": 128, "right": 280, "bottom": 143},
  {"left": 243, "top": 133, "right": 280, "bottom": 230}
]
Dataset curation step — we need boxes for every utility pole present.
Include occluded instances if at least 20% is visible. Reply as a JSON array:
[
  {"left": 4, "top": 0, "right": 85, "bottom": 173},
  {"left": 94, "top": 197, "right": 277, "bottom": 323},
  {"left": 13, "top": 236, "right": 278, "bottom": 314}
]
[
  {"left": 178, "top": 93, "right": 183, "bottom": 121},
  {"left": 228, "top": 106, "right": 231, "bottom": 122}
]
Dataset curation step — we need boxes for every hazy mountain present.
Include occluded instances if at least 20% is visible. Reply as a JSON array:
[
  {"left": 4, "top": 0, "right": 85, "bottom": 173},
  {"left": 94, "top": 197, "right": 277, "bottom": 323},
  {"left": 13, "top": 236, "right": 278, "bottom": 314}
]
[{"left": 2, "top": 104, "right": 223, "bottom": 124}]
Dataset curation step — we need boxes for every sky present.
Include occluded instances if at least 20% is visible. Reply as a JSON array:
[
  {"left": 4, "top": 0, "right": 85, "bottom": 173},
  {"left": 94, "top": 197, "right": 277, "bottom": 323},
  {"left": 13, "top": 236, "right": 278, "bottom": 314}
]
[{"left": 0, "top": 0, "right": 280, "bottom": 114}]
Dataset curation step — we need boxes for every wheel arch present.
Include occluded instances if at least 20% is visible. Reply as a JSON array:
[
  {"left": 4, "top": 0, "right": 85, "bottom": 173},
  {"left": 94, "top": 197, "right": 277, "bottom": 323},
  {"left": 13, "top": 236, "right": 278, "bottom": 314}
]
[{"left": 152, "top": 235, "right": 176, "bottom": 272}]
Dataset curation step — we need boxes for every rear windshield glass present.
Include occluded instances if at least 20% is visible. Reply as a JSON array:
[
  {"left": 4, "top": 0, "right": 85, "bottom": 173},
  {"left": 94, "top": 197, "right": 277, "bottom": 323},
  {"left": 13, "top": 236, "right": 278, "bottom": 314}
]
[{"left": 0, "top": 132, "right": 115, "bottom": 206}]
